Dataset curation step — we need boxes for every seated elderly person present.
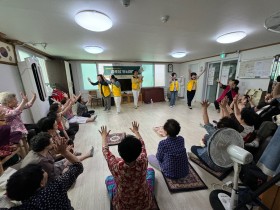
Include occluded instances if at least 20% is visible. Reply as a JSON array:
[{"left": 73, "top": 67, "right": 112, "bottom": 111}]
[
  {"left": 21, "top": 132, "right": 93, "bottom": 183},
  {"left": 2, "top": 138, "right": 83, "bottom": 210},
  {"left": 0, "top": 92, "right": 38, "bottom": 143},
  {"left": 189, "top": 101, "right": 240, "bottom": 172},
  {"left": 0, "top": 107, "right": 22, "bottom": 163}
]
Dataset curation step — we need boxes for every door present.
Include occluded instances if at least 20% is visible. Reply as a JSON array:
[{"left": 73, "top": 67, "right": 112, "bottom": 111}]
[
  {"left": 206, "top": 62, "right": 221, "bottom": 103},
  {"left": 217, "top": 60, "right": 238, "bottom": 97}
]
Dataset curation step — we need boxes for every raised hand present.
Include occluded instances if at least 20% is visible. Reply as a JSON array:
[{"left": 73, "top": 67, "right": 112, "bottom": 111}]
[
  {"left": 200, "top": 100, "right": 210, "bottom": 109},
  {"left": 220, "top": 98, "right": 227, "bottom": 109},
  {"left": 129, "top": 121, "right": 139, "bottom": 134},
  {"left": 233, "top": 94, "right": 239, "bottom": 103},
  {"left": 20, "top": 92, "right": 28, "bottom": 103},
  {"left": 63, "top": 92, "right": 69, "bottom": 99},
  {"left": 99, "top": 126, "right": 111, "bottom": 139},
  {"left": 53, "top": 137, "right": 68, "bottom": 154},
  {"left": 88, "top": 77, "right": 92, "bottom": 83},
  {"left": 31, "top": 90, "right": 36, "bottom": 98}
]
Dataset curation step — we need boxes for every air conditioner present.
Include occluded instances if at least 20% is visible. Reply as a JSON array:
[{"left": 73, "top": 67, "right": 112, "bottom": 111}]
[{"left": 18, "top": 57, "right": 50, "bottom": 123}]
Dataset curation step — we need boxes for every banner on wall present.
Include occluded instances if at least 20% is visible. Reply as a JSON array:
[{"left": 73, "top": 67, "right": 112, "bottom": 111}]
[{"left": 103, "top": 66, "right": 141, "bottom": 76}]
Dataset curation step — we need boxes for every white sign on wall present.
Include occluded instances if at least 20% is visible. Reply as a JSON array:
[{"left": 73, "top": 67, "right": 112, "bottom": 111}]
[{"left": 207, "top": 67, "right": 215, "bottom": 85}]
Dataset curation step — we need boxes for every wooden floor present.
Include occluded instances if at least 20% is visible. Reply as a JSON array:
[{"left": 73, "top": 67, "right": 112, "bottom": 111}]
[{"left": 68, "top": 100, "right": 233, "bottom": 210}]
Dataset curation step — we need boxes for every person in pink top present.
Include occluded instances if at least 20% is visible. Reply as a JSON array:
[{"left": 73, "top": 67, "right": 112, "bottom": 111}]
[
  {"left": 214, "top": 79, "right": 239, "bottom": 113},
  {"left": 0, "top": 91, "right": 37, "bottom": 140},
  {"left": 100, "top": 121, "right": 155, "bottom": 210}
]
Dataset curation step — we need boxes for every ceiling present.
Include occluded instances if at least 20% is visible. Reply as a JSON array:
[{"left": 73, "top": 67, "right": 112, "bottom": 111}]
[{"left": 0, "top": 0, "right": 279, "bottom": 62}]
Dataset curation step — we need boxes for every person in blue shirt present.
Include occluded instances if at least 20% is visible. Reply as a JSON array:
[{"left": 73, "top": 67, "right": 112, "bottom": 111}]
[{"left": 148, "top": 119, "right": 189, "bottom": 179}]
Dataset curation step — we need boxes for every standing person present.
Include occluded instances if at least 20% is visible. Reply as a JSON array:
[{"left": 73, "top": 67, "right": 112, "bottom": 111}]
[
  {"left": 88, "top": 75, "right": 111, "bottom": 112},
  {"left": 186, "top": 67, "right": 206, "bottom": 109},
  {"left": 214, "top": 79, "right": 239, "bottom": 113},
  {"left": 169, "top": 72, "right": 179, "bottom": 108},
  {"left": 110, "top": 75, "right": 122, "bottom": 114},
  {"left": 131, "top": 70, "right": 143, "bottom": 109}
]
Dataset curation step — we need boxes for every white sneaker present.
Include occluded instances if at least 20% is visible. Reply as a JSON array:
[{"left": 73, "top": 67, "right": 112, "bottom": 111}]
[
  {"left": 245, "top": 140, "right": 259, "bottom": 148},
  {"left": 170, "top": 105, "right": 173, "bottom": 108}
]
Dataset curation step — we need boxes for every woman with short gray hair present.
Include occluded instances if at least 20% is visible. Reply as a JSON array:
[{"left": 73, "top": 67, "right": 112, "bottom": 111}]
[{"left": 0, "top": 91, "right": 36, "bottom": 137}]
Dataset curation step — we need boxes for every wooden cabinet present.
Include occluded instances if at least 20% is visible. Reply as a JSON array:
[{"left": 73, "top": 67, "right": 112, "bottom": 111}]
[
  {"left": 141, "top": 87, "right": 165, "bottom": 103},
  {"left": 121, "top": 93, "right": 142, "bottom": 104}
]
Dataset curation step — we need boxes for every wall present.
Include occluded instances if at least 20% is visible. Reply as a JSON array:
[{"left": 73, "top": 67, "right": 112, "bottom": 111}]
[
  {"left": 70, "top": 61, "right": 173, "bottom": 100},
  {"left": 179, "top": 44, "right": 280, "bottom": 102},
  {"left": 237, "top": 44, "right": 280, "bottom": 94},
  {"left": 0, "top": 63, "right": 32, "bottom": 123}
]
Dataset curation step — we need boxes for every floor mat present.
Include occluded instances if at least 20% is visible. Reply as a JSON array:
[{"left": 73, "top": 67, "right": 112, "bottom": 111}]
[
  {"left": 189, "top": 157, "right": 232, "bottom": 181},
  {"left": 162, "top": 164, "right": 208, "bottom": 193},
  {"left": 107, "top": 133, "right": 126, "bottom": 146},
  {"left": 110, "top": 196, "right": 160, "bottom": 210},
  {"left": 152, "top": 126, "right": 166, "bottom": 137}
]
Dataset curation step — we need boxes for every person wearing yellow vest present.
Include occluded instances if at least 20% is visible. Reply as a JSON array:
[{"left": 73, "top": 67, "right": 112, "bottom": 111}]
[
  {"left": 131, "top": 70, "right": 143, "bottom": 109},
  {"left": 88, "top": 74, "right": 111, "bottom": 111},
  {"left": 110, "top": 75, "right": 122, "bottom": 114},
  {"left": 186, "top": 67, "right": 206, "bottom": 109},
  {"left": 169, "top": 72, "right": 179, "bottom": 108}
]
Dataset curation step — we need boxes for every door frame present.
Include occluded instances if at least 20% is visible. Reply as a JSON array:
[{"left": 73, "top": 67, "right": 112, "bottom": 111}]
[{"left": 204, "top": 58, "right": 239, "bottom": 101}]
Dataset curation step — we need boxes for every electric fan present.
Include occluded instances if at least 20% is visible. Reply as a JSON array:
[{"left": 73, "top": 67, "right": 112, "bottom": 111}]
[
  {"left": 264, "top": 10, "right": 280, "bottom": 33},
  {"left": 208, "top": 128, "right": 253, "bottom": 210}
]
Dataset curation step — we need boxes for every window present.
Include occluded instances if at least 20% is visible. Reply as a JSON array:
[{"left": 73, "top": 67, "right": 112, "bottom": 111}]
[
  {"left": 154, "top": 64, "right": 165, "bottom": 86},
  {"left": 81, "top": 63, "right": 98, "bottom": 90},
  {"left": 141, "top": 64, "right": 154, "bottom": 87}
]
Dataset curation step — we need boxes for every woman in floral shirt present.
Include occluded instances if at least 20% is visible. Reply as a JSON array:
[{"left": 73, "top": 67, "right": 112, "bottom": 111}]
[
  {"left": 99, "top": 122, "right": 155, "bottom": 210},
  {"left": 0, "top": 92, "right": 37, "bottom": 143}
]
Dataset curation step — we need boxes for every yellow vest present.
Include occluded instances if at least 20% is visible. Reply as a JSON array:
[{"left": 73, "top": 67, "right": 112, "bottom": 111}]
[
  {"left": 131, "top": 77, "right": 141, "bottom": 90},
  {"left": 169, "top": 80, "right": 179, "bottom": 91},
  {"left": 186, "top": 80, "right": 197, "bottom": 91},
  {"left": 111, "top": 83, "right": 121, "bottom": 97},
  {"left": 98, "top": 83, "right": 111, "bottom": 97}
]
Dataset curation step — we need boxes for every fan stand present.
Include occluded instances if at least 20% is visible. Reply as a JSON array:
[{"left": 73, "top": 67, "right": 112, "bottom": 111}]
[{"left": 209, "top": 162, "right": 244, "bottom": 210}]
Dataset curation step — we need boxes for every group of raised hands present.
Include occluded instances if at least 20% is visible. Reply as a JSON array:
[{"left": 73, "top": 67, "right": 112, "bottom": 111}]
[
  {"left": 51, "top": 92, "right": 82, "bottom": 105},
  {"left": 52, "top": 136, "right": 73, "bottom": 155}
]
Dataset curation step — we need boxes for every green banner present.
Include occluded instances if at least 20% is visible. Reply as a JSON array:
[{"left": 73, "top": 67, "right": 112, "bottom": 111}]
[{"left": 103, "top": 66, "right": 140, "bottom": 75}]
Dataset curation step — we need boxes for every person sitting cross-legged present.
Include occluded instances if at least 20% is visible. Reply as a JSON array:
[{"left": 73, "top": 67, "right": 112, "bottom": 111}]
[
  {"left": 148, "top": 119, "right": 189, "bottom": 179},
  {"left": 3, "top": 137, "right": 84, "bottom": 210},
  {"left": 100, "top": 121, "right": 155, "bottom": 210},
  {"left": 189, "top": 100, "right": 240, "bottom": 172},
  {"left": 21, "top": 132, "right": 93, "bottom": 183}
]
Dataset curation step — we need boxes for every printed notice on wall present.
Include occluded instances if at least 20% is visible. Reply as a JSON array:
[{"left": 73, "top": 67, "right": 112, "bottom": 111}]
[
  {"left": 208, "top": 67, "right": 215, "bottom": 85},
  {"left": 220, "top": 66, "right": 230, "bottom": 84}
]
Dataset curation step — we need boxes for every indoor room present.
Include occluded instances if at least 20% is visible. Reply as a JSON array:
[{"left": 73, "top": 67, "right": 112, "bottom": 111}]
[{"left": 0, "top": 0, "right": 280, "bottom": 210}]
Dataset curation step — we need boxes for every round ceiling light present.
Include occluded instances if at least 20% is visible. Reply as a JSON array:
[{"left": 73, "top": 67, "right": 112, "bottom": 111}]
[
  {"left": 171, "top": 52, "right": 187, "bottom": 58},
  {"left": 75, "top": 10, "right": 112, "bottom": 32},
  {"left": 84, "top": 46, "right": 104, "bottom": 54},
  {"left": 216, "top": 31, "right": 247, "bottom": 44}
]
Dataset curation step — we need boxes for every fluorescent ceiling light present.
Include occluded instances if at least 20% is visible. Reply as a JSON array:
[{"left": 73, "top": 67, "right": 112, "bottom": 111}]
[
  {"left": 171, "top": 52, "right": 187, "bottom": 58},
  {"left": 75, "top": 10, "right": 112, "bottom": 32},
  {"left": 216, "top": 31, "right": 247, "bottom": 44},
  {"left": 84, "top": 46, "right": 104, "bottom": 54}
]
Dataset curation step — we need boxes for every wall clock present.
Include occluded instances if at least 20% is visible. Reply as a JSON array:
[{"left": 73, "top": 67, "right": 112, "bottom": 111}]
[{"left": 168, "top": 64, "right": 173, "bottom": 72}]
